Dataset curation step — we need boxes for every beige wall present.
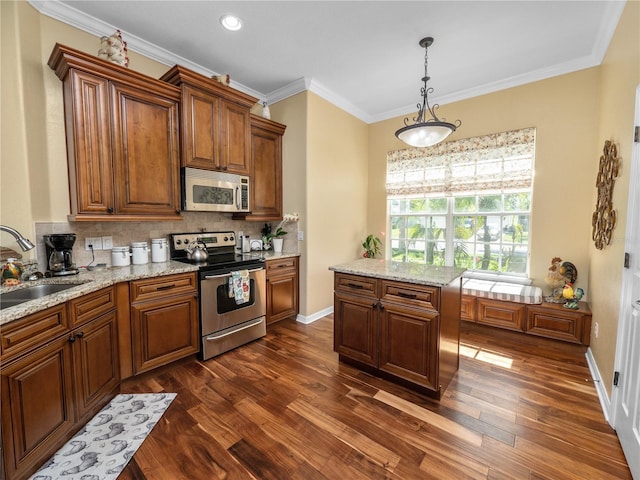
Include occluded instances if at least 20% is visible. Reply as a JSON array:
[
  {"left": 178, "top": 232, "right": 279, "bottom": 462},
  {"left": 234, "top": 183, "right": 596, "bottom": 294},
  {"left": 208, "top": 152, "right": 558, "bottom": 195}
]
[
  {"left": 304, "top": 92, "right": 368, "bottom": 316},
  {"left": 369, "top": 68, "right": 601, "bottom": 294},
  {"left": 589, "top": 0, "right": 640, "bottom": 398}
]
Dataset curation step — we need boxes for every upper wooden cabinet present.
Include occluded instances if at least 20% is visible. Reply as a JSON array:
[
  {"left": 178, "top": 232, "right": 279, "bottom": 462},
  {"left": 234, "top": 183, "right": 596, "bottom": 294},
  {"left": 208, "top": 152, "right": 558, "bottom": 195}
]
[
  {"left": 48, "top": 44, "right": 182, "bottom": 221},
  {"left": 237, "top": 115, "right": 287, "bottom": 221},
  {"left": 161, "top": 66, "right": 257, "bottom": 175}
]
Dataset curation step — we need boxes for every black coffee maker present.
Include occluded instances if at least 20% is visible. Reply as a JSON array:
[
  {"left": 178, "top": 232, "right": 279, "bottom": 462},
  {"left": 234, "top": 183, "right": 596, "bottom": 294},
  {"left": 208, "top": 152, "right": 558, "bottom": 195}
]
[{"left": 44, "top": 234, "right": 79, "bottom": 276}]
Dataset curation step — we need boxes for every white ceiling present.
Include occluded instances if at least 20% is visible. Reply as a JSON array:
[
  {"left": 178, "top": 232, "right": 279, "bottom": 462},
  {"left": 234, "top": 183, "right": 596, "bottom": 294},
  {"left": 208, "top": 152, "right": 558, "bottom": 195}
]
[{"left": 31, "top": 0, "right": 626, "bottom": 124}]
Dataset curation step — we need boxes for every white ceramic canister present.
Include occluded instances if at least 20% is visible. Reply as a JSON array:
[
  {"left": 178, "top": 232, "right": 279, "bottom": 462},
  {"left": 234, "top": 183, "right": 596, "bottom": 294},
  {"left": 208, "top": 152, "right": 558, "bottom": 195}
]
[
  {"left": 131, "top": 242, "right": 149, "bottom": 265},
  {"left": 111, "top": 246, "right": 131, "bottom": 267},
  {"left": 151, "top": 238, "right": 168, "bottom": 263}
]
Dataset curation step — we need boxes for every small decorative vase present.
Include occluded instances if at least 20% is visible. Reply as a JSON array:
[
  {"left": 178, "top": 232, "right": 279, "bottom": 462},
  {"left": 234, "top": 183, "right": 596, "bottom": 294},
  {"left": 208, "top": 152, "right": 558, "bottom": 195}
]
[
  {"left": 272, "top": 238, "right": 283, "bottom": 253},
  {"left": 262, "top": 101, "right": 271, "bottom": 119}
]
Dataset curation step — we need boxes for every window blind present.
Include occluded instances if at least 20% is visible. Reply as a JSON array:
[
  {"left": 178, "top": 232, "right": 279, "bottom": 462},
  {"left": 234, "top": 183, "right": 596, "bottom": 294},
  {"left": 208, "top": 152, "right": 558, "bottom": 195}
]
[{"left": 386, "top": 127, "right": 536, "bottom": 197}]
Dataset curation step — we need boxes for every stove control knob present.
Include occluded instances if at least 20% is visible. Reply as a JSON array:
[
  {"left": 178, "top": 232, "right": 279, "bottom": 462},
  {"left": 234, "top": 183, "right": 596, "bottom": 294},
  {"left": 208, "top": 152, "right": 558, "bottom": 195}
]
[
  {"left": 229, "top": 235, "right": 234, "bottom": 242},
  {"left": 224, "top": 236, "right": 229, "bottom": 242},
  {"left": 176, "top": 239, "right": 182, "bottom": 245}
]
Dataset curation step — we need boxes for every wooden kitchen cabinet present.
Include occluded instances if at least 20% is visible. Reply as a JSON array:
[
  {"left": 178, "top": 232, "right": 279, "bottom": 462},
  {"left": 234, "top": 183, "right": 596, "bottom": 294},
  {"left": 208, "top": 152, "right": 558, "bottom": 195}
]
[
  {"left": 236, "top": 115, "right": 286, "bottom": 221},
  {"left": 333, "top": 272, "right": 461, "bottom": 398},
  {"left": 526, "top": 301, "right": 592, "bottom": 345},
  {"left": 1, "top": 287, "right": 119, "bottom": 480},
  {"left": 161, "top": 65, "right": 257, "bottom": 175},
  {"left": 130, "top": 272, "right": 199, "bottom": 374},
  {"left": 48, "top": 43, "right": 181, "bottom": 221},
  {"left": 266, "top": 256, "right": 299, "bottom": 325}
]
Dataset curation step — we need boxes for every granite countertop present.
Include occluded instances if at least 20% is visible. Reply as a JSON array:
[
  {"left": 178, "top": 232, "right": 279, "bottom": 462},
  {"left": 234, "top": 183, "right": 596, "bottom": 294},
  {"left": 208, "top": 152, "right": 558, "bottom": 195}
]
[
  {"left": 1, "top": 251, "right": 302, "bottom": 325},
  {"left": 329, "top": 258, "right": 465, "bottom": 287},
  {"left": 0, "top": 261, "right": 199, "bottom": 325}
]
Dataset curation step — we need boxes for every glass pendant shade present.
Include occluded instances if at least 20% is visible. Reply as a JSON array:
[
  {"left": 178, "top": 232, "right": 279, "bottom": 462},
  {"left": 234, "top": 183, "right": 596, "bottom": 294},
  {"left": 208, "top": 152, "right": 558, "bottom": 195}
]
[
  {"left": 395, "top": 122, "right": 456, "bottom": 148},
  {"left": 395, "top": 36, "right": 460, "bottom": 148}
]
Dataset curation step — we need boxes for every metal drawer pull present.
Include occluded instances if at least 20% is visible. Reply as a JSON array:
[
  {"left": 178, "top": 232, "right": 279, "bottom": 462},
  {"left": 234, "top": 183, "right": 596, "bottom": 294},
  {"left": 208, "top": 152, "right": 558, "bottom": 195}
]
[
  {"left": 156, "top": 284, "right": 176, "bottom": 290},
  {"left": 205, "top": 318, "right": 264, "bottom": 341},
  {"left": 397, "top": 292, "right": 417, "bottom": 299},
  {"left": 204, "top": 267, "right": 264, "bottom": 280},
  {"left": 347, "top": 283, "right": 364, "bottom": 289}
]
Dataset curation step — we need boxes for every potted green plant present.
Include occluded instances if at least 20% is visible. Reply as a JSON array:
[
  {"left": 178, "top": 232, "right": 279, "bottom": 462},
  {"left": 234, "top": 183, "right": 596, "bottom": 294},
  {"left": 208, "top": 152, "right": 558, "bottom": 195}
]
[
  {"left": 362, "top": 234, "right": 382, "bottom": 258},
  {"left": 266, "top": 227, "right": 287, "bottom": 253}
]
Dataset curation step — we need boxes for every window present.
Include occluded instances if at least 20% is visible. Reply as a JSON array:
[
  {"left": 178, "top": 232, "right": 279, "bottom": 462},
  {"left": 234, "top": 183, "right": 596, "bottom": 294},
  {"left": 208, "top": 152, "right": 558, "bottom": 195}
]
[{"left": 387, "top": 128, "right": 535, "bottom": 276}]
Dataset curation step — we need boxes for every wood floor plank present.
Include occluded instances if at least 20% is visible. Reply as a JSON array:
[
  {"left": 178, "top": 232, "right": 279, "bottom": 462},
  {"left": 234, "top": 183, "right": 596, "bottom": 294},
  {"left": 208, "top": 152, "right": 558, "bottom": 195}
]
[{"left": 115, "top": 317, "right": 631, "bottom": 479}]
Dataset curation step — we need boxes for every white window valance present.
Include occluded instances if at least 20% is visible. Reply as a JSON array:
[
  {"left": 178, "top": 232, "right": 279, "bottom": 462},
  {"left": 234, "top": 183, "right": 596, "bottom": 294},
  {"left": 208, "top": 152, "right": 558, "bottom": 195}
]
[{"left": 386, "top": 127, "right": 536, "bottom": 197}]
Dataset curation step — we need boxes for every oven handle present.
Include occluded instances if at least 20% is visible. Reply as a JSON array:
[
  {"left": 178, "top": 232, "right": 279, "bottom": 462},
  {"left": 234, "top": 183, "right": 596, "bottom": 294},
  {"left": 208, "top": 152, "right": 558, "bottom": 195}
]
[
  {"left": 205, "top": 318, "right": 264, "bottom": 341},
  {"left": 203, "top": 267, "right": 264, "bottom": 280}
]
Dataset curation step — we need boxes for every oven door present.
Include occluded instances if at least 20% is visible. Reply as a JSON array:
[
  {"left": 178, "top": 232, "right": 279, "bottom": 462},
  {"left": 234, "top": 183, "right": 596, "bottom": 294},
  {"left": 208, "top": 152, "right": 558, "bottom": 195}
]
[{"left": 200, "top": 267, "right": 266, "bottom": 335}]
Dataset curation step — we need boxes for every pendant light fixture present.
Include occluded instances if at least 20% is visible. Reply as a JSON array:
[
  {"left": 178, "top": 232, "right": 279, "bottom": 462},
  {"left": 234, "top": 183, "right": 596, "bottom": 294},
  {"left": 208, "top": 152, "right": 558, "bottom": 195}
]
[{"left": 395, "top": 37, "right": 461, "bottom": 148}]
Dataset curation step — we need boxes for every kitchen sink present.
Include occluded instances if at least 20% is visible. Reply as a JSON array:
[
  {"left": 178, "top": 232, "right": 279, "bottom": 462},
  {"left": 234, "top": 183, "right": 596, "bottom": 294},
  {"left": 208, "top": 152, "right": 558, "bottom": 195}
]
[{"left": 0, "top": 283, "right": 82, "bottom": 309}]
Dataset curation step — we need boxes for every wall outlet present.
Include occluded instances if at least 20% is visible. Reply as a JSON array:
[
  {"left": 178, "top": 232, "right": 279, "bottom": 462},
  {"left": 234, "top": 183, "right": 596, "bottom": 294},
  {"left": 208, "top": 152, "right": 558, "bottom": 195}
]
[
  {"left": 85, "top": 237, "right": 103, "bottom": 251},
  {"left": 101, "top": 236, "right": 113, "bottom": 250},
  {"left": 298, "top": 231, "right": 304, "bottom": 241},
  {"left": 594, "top": 322, "right": 599, "bottom": 338}
]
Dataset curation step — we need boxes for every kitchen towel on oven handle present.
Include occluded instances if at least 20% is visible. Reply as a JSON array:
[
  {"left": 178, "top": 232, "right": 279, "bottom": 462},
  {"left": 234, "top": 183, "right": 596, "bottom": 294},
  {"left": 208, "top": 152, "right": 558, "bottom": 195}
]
[{"left": 229, "top": 270, "right": 250, "bottom": 304}]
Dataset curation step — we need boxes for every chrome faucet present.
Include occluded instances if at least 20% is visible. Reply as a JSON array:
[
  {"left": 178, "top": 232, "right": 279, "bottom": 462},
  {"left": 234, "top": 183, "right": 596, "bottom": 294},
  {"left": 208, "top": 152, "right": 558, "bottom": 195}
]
[{"left": 0, "top": 225, "right": 35, "bottom": 251}]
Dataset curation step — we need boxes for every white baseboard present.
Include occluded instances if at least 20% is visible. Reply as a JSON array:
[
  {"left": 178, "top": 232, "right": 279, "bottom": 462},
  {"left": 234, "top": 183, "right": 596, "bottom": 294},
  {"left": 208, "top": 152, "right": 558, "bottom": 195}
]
[
  {"left": 585, "top": 347, "right": 613, "bottom": 427},
  {"left": 296, "top": 306, "right": 333, "bottom": 325}
]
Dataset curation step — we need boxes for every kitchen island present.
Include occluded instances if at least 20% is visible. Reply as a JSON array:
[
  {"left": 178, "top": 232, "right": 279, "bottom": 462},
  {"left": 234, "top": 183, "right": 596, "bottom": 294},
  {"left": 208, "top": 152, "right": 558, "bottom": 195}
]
[{"left": 329, "top": 259, "right": 465, "bottom": 399}]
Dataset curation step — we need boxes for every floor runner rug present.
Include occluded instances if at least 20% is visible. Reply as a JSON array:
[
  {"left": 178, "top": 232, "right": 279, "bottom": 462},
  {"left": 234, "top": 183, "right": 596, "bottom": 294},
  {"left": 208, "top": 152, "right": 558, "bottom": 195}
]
[{"left": 30, "top": 393, "right": 176, "bottom": 480}]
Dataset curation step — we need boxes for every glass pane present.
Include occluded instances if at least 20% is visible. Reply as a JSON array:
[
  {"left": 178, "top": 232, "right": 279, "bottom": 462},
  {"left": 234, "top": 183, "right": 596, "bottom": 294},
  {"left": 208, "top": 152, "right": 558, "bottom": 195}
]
[
  {"left": 504, "top": 192, "right": 531, "bottom": 212},
  {"left": 427, "top": 198, "right": 447, "bottom": 213},
  {"left": 502, "top": 245, "right": 528, "bottom": 274},
  {"left": 454, "top": 196, "right": 476, "bottom": 213},
  {"left": 453, "top": 242, "right": 474, "bottom": 268},
  {"left": 454, "top": 216, "right": 475, "bottom": 240},
  {"left": 389, "top": 199, "right": 407, "bottom": 214},
  {"left": 478, "top": 195, "right": 501, "bottom": 212},
  {"left": 475, "top": 215, "right": 501, "bottom": 242},
  {"left": 409, "top": 199, "right": 427, "bottom": 213},
  {"left": 390, "top": 216, "right": 407, "bottom": 240}
]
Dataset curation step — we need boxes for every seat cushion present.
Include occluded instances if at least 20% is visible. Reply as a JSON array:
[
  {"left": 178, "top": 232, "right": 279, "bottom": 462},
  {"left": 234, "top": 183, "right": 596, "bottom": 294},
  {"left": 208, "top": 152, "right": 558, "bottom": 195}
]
[{"left": 462, "top": 278, "right": 543, "bottom": 304}]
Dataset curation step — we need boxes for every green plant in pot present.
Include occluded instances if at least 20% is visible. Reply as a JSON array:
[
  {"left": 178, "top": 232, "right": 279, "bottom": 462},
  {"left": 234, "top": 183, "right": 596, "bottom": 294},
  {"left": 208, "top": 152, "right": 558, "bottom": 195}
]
[
  {"left": 362, "top": 234, "right": 382, "bottom": 258},
  {"left": 265, "top": 227, "right": 287, "bottom": 252}
]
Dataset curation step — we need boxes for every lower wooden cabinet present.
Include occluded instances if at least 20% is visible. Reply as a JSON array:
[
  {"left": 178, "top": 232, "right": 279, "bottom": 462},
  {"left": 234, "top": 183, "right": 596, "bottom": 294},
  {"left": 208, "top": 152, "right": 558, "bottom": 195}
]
[
  {"left": 130, "top": 272, "right": 199, "bottom": 374},
  {"left": 333, "top": 272, "right": 460, "bottom": 398},
  {"left": 265, "top": 257, "right": 299, "bottom": 325},
  {"left": 461, "top": 295, "right": 592, "bottom": 346},
  {"left": 1, "top": 287, "right": 119, "bottom": 480}
]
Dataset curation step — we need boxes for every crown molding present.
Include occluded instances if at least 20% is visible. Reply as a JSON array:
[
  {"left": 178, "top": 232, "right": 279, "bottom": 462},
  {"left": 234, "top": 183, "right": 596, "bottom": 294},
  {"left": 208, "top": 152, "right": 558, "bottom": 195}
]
[{"left": 30, "top": 0, "right": 625, "bottom": 125}]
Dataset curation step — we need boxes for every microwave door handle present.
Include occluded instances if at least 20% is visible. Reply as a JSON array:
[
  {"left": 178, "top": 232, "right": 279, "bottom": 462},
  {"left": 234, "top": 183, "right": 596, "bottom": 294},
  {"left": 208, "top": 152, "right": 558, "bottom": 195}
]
[{"left": 236, "top": 186, "right": 241, "bottom": 210}]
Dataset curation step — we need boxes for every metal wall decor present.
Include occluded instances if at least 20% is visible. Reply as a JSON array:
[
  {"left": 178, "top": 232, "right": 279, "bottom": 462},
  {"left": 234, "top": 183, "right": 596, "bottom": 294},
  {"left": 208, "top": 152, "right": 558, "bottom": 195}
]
[{"left": 592, "top": 140, "right": 620, "bottom": 249}]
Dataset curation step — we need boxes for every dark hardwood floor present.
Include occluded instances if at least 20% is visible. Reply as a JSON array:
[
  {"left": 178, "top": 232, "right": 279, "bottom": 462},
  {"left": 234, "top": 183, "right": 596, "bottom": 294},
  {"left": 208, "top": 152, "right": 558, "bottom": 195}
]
[{"left": 120, "top": 316, "right": 631, "bottom": 479}]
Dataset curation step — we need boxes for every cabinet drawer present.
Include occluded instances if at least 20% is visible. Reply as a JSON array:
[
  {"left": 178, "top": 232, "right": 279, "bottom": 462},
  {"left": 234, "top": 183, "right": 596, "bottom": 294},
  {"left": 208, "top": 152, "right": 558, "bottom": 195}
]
[
  {"left": 335, "top": 273, "right": 378, "bottom": 298},
  {"left": 266, "top": 257, "right": 298, "bottom": 276},
  {"left": 68, "top": 286, "right": 116, "bottom": 328},
  {"left": 380, "top": 280, "right": 439, "bottom": 311},
  {"left": 477, "top": 298, "right": 525, "bottom": 331},
  {"left": 461, "top": 295, "right": 476, "bottom": 322},
  {"left": 1, "top": 304, "right": 68, "bottom": 361},
  {"left": 526, "top": 304, "right": 591, "bottom": 345},
  {"left": 130, "top": 272, "right": 197, "bottom": 303}
]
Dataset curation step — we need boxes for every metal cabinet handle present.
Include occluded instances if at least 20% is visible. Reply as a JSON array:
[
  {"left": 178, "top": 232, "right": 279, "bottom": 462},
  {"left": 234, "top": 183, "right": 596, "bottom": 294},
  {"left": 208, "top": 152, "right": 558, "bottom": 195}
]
[
  {"left": 156, "top": 284, "right": 176, "bottom": 291},
  {"left": 372, "top": 302, "right": 378, "bottom": 308},
  {"left": 379, "top": 303, "right": 385, "bottom": 311},
  {"left": 76, "top": 332, "right": 84, "bottom": 338},
  {"left": 206, "top": 318, "right": 264, "bottom": 341},
  {"left": 397, "top": 292, "right": 417, "bottom": 299},
  {"left": 347, "top": 283, "right": 363, "bottom": 289},
  {"left": 68, "top": 335, "right": 76, "bottom": 343},
  {"left": 204, "top": 267, "right": 263, "bottom": 280}
]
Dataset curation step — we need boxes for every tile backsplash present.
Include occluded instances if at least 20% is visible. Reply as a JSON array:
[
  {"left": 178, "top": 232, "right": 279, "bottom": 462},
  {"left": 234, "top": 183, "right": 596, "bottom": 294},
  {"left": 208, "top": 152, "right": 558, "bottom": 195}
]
[{"left": 35, "top": 212, "right": 298, "bottom": 272}]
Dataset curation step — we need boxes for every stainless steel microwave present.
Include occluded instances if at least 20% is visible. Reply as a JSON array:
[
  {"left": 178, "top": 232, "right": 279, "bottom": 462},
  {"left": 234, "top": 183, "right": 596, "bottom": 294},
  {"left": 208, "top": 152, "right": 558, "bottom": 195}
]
[{"left": 182, "top": 167, "right": 250, "bottom": 213}]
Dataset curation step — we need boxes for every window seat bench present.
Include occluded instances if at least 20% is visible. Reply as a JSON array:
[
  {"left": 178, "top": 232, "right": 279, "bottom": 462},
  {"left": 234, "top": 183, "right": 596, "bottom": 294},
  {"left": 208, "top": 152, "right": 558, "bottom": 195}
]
[{"left": 460, "top": 278, "right": 591, "bottom": 346}]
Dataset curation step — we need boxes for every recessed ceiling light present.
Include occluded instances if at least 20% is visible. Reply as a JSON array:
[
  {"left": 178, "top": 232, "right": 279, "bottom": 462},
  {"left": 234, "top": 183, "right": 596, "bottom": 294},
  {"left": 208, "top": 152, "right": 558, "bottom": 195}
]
[{"left": 220, "top": 14, "right": 243, "bottom": 31}]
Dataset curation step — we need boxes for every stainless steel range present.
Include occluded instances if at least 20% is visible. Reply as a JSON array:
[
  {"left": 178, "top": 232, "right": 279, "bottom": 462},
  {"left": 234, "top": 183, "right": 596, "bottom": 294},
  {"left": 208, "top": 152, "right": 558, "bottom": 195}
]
[{"left": 169, "top": 231, "right": 266, "bottom": 360}]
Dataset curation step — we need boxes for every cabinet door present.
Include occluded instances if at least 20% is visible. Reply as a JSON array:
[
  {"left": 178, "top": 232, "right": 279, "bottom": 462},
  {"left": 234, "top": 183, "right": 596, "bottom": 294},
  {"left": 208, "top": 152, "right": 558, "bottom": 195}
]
[
  {"left": 220, "top": 100, "right": 251, "bottom": 175},
  {"left": 249, "top": 119, "right": 284, "bottom": 220},
  {"left": 267, "top": 273, "right": 298, "bottom": 325},
  {"left": 1, "top": 337, "right": 75, "bottom": 480},
  {"left": 131, "top": 294, "right": 199, "bottom": 374},
  {"left": 182, "top": 84, "right": 220, "bottom": 170},
  {"left": 71, "top": 311, "right": 120, "bottom": 421},
  {"left": 110, "top": 82, "right": 181, "bottom": 218},
  {"left": 67, "top": 69, "right": 114, "bottom": 215},
  {"left": 379, "top": 303, "right": 439, "bottom": 391},
  {"left": 334, "top": 291, "right": 378, "bottom": 367}
]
